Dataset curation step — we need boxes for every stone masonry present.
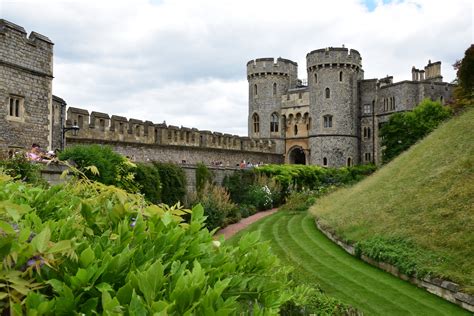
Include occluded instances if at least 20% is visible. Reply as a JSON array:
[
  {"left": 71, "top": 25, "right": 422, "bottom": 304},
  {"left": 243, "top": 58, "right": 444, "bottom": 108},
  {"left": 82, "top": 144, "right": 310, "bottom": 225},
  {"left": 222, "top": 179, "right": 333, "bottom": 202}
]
[{"left": 248, "top": 47, "right": 455, "bottom": 167}]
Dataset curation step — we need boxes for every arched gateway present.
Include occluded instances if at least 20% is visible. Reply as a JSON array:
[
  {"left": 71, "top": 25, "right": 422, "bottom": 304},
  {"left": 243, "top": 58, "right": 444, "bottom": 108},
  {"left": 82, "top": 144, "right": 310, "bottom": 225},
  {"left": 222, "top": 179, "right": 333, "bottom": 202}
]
[{"left": 288, "top": 146, "right": 306, "bottom": 165}]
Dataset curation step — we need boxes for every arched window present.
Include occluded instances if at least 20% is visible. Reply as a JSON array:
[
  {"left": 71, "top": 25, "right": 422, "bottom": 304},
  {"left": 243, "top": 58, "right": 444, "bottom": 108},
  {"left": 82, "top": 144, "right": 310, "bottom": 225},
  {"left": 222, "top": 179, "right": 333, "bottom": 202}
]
[
  {"left": 325, "top": 87, "right": 330, "bottom": 98},
  {"left": 270, "top": 113, "right": 279, "bottom": 133},
  {"left": 323, "top": 157, "right": 328, "bottom": 166},
  {"left": 339, "top": 71, "right": 343, "bottom": 82},
  {"left": 294, "top": 124, "right": 298, "bottom": 135},
  {"left": 254, "top": 84, "right": 258, "bottom": 96},
  {"left": 252, "top": 113, "right": 260, "bottom": 134},
  {"left": 347, "top": 157, "right": 352, "bottom": 167},
  {"left": 273, "top": 83, "right": 277, "bottom": 96},
  {"left": 367, "top": 127, "right": 371, "bottom": 139},
  {"left": 314, "top": 73, "right": 318, "bottom": 84}
]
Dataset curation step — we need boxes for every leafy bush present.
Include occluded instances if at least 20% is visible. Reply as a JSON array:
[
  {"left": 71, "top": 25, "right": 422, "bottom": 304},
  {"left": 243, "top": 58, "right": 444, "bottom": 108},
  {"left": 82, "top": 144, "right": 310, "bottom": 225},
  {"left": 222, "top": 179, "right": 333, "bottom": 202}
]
[
  {"left": 58, "top": 144, "right": 138, "bottom": 192},
  {"left": 245, "top": 185, "right": 273, "bottom": 211},
  {"left": 191, "top": 183, "right": 239, "bottom": 230},
  {"left": 152, "top": 162, "right": 186, "bottom": 205},
  {"left": 380, "top": 99, "right": 452, "bottom": 162},
  {"left": 0, "top": 154, "right": 46, "bottom": 186},
  {"left": 0, "top": 173, "right": 317, "bottom": 314},
  {"left": 279, "top": 187, "right": 335, "bottom": 213},
  {"left": 195, "top": 162, "right": 213, "bottom": 196},
  {"left": 134, "top": 163, "right": 161, "bottom": 204},
  {"left": 355, "top": 236, "right": 440, "bottom": 278},
  {"left": 222, "top": 169, "right": 257, "bottom": 204}
]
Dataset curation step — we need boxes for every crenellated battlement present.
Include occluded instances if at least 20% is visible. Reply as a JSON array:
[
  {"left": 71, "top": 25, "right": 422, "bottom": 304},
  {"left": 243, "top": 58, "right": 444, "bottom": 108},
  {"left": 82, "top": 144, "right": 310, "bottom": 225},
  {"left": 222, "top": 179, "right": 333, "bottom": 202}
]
[
  {"left": 306, "top": 47, "right": 362, "bottom": 72},
  {"left": 0, "top": 19, "right": 53, "bottom": 77},
  {"left": 65, "top": 107, "right": 277, "bottom": 153},
  {"left": 247, "top": 57, "right": 298, "bottom": 79}
]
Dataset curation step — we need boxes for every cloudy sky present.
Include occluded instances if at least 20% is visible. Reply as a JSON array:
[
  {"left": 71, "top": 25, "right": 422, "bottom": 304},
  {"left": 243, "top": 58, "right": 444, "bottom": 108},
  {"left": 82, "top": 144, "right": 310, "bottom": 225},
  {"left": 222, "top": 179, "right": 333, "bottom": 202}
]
[{"left": 1, "top": 0, "right": 472, "bottom": 135}]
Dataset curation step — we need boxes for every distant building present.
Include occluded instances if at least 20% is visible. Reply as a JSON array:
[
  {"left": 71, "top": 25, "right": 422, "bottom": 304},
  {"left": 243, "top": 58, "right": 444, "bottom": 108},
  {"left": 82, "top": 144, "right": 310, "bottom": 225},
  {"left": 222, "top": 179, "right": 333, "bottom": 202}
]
[{"left": 247, "top": 48, "right": 454, "bottom": 166}]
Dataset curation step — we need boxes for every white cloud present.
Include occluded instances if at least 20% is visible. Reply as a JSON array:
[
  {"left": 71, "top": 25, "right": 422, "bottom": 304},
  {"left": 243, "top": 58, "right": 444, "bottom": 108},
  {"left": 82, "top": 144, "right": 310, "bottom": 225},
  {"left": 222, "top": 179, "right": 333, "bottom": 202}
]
[{"left": 2, "top": 0, "right": 472, "bottom": 135}]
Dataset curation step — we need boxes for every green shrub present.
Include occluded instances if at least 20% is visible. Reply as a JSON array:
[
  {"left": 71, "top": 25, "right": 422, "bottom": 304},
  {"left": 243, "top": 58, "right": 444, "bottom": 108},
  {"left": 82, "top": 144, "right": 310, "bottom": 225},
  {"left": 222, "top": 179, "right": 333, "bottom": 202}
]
[
  {"left": 191, "top": 183, "right": 238, "bottom": 230},
  {"left": 0, "top": 154, "right": 46, "bottom": 186},
  {"left": 222, "top": 169, "right": 257, "bottom": 204},
  {"left": 0, "top": 174, "right": 315, "bottom": 314},
  {"left": 245, "top": 185, "right": 273, "bottom": 211},
  {"left": 134, "top": 163, "right": 161, "bottom": 204},
  {"left": 152, "top": 162, "right": 186, "bottom": 205},
  {"left": 195, "top": 162, "right": 213, "bottom": 196},
  {"left": 58, "top": 144, "right": 138, "bottom": 192}
]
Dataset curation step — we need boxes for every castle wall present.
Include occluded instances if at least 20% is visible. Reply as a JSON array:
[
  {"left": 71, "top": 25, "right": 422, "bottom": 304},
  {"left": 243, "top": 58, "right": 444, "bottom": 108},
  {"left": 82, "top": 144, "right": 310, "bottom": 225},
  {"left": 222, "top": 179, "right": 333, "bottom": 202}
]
[
  {"left": 0, "top": 20, "right": 54, "bottom": 153},
  {"left": 66, "top": 138, "right": 283, "bottom": 166},
  {"left": 307, "top": 47, "right": 362, "bottom": 166}
]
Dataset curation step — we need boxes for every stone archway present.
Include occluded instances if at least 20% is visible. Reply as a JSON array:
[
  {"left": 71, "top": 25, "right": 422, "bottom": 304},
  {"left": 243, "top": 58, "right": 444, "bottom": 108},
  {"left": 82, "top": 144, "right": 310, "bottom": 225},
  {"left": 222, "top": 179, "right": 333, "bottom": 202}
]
[{"left": 288, "top": 146, "right": 306, "bottom": 165}]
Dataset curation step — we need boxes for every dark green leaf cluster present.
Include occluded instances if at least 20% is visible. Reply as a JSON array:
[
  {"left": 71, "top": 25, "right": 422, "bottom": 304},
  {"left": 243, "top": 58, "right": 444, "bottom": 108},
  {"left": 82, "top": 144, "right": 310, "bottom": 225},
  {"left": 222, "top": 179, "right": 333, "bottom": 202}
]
[
  {"left": 152, "top": 162, "right": 186, "bottom": 205},
  {"left": 355, "top": 236, "right": 440, "bottom": 277},
  {"left": 0, "top": 154, "right": 46, "bottom": 187},
  {"left": 380, "top": 99, "right": 452, "bottom": 162},
  {"left": 134, "top": 163, "right": 161, "bottom": 204},
  {"left": 58, "top": 144, "right": 138, "bottom": 192},
  {"left": 195, "top": 162, "right": 213, "bottom": 196},
  {"left": 0, "top": 175, "right": 315, "bottom": 315}
]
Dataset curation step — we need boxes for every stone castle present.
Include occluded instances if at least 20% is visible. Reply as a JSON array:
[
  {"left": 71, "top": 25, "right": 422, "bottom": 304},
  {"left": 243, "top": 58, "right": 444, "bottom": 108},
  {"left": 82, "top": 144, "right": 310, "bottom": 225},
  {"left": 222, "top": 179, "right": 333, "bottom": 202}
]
[
  {"left": 247, "top": 49, "right": 454, "bottom": 167},
  {"left": 0, "top": 19, "right": 455, "bottom": 167}
]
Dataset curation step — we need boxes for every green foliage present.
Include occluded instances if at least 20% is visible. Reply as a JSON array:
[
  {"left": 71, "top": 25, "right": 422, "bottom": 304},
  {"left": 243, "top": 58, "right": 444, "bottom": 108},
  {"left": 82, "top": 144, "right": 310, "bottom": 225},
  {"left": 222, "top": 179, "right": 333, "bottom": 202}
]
[
  {"left": 195, "top": 162, "right": 213, "bottom": 196},
  {"left": 59, "top": 145, "right": 138, "bottom": 192},
  {"left": 190, "top": 183, "right": 239, "bottom": 230},
  {"left": 380, "top": 99, "right": 452, "bottom": 162},
  {"left": 355, "top": 236, "right": 439, "bottom": 278},
  {"left": 245, "top": 185, "right": 273, "bottom": 211},
  {"left": 152, "top": 162, "right": 186, "bottom": 205},
  {"left": 0, "top": 154, "right": 47, "bottom": 186},
  {"left": 454, "top": 44, "right": 474, "bottom": 102},
  {"left": 279, "top": 187, "right": 335, "bottom": 213},
  {"left": 0, "top": 173, "right": 315, "bottom": 314},
  {"left": 134, "top": 163, "right": 161, "bottom": 204},
  {"left": 222, "top": 169, "right": 257, "bottom": 204}
]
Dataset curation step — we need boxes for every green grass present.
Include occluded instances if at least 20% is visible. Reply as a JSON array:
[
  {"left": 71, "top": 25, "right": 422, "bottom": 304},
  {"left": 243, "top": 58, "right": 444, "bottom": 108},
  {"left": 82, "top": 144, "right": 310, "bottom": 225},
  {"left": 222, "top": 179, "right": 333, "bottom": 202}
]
[
  {"left": 310, "top": 108, "right": 474, "bottom": 293},
  {"left": 228, "top": 211, "right": 469, "bottom": 315}
]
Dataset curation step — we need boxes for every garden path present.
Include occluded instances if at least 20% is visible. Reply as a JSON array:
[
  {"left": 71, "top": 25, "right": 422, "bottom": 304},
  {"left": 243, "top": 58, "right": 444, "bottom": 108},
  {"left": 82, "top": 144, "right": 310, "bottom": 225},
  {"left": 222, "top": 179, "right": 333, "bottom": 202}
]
[{"left": 215, "top": 208, "right": 278, "bottom": 239}]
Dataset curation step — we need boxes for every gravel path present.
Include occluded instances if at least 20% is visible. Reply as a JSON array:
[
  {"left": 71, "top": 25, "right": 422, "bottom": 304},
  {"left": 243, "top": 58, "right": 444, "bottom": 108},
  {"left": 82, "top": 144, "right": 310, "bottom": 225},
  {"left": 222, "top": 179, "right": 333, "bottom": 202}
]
[{"left": 215, "top": 208, "right": 278, "bottom": 239}]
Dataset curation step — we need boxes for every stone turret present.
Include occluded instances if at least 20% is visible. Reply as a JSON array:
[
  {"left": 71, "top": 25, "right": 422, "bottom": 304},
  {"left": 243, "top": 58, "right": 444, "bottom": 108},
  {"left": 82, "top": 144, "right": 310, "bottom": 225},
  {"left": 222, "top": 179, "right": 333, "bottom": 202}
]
[
  {"left": 247, "top": 57, "right": 297, "bottom": 154},
  {"left": 306, "top": 47, "right": 362, "bottom": 167}
]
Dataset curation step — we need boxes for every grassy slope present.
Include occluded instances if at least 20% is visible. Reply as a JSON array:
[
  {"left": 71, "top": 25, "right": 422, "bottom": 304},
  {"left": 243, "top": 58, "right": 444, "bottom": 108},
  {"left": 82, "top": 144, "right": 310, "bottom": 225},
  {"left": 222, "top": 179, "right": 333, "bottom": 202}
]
[
  {"left": 228, "top": 211, "right": 469, "bottom": 315},
  {"left": 310, "top": 108, "right": 474, "bottom": 293}
]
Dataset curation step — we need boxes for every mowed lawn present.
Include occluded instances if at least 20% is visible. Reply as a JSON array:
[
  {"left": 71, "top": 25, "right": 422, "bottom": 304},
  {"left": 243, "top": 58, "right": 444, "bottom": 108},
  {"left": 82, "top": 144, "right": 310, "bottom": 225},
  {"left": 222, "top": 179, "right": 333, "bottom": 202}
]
[{"left": 228, "top": 211, "right": 469, "bottom": 316}]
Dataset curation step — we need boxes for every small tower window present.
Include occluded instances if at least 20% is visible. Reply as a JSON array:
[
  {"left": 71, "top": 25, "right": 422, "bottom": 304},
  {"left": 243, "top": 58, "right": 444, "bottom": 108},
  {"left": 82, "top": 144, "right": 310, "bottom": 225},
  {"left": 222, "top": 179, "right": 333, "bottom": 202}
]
[
  {"left": 323, "top": 157, "right": 328, "bottom": 166},
  {"left": 339, "top": 71, "right": 343, "bottom": 82},
  {"left": 254, "top": 84, "right": 258, "bottom": 96},
  {"left": 325, "top": 88, "right": 330, "bottom": 99},
  {"left": 294, "top": 124, "right": 298, "bottom": 136},
  {"left": 252, "top": 113, "right": 260, "bottom": 134},
  {"left": 270, "top": 112, "right": 279, "bottom": 133},
  {"left": 273, "top": 83, "right": 277, "bottom": 96},
  {"left": 314, "top": 73, "right": 318, "bottom": 84},
  {"left": 323, "top": 115, "right": 333, "bottom": 128},
  {"left": 7, "top": 96, "right": 23, "bottom": 119},
  {"left": 347, "top": 157, "right": 352, "bottom": 167}
]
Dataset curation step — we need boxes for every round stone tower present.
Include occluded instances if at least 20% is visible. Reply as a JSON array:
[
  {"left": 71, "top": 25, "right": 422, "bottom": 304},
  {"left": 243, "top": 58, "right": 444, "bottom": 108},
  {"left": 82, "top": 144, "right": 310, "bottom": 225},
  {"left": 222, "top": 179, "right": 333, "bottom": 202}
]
[
  {"left": 306, "top": 47, "right": 363, "bottom": 167},
  {"left": 247, "top": 57, "right": 298, "bottom": 154}
]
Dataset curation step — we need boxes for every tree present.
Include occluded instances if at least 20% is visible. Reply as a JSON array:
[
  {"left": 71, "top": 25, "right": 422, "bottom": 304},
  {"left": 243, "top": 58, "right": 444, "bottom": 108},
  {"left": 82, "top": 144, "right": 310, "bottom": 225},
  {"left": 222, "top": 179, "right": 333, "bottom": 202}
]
[
  {"left": 453, "top": 44, "right": 474, "bottom": 108},
  {"left": 380, "top": 99, "right": 452, "bottom": 162}
]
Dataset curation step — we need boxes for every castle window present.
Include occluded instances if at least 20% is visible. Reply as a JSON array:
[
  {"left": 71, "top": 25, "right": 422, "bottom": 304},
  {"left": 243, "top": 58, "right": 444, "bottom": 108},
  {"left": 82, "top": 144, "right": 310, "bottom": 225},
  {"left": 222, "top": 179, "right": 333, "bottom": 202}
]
[
  {"left": 314, "top": 73, "right": 318, "bottom": 84},
  {"left": 363, "top": 127, "right": 371, "bottom": 139},
  {"left": 391, "top": 97, "right": 395, "bottom": 110},
  {"left": 252, "top": 113, "right": 260, "bottom": 134},
  {"left": 323, "top": 115, "right": 333, "bottom": 128},
  {"left": 270, "top": 113, "right": 279, "bottom": 133},
  {"left": 254, "top": 84, "right": 258, "bottom": 96},
  {"left": 99, "top": 119, "right": 105, "bottom": 132},
  {"left": 307, "top": 117, "right": 312, "bottom": 130},
  {"left": 347, "top": 157, "right": 352, "bottom": 167},
  {"left": 440, "top": 96, "right": 444, "bottom": 104},
  {"left": 363, "top": 104, "right": 371, "bottom": 114},
  {"left": 273, "top": 83, "right": 277, "bottom": 96},
  {"left": 339, "top": 71, "right": 343, "bottom": 82},
  {"left": 7, "top": 96, "right": 23, "bottom": 120},
  {"left": 365, "top": 152, "right": 372, "bottom": 162},
  {"left": 323, "top": 157, "right": 328, "bottom": 166},
  {"left": 325, "top": 88, "right": 330, "bottom": 99},
  {"left": 294, "top": 124, "right": 298, "bottom": 136}
]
